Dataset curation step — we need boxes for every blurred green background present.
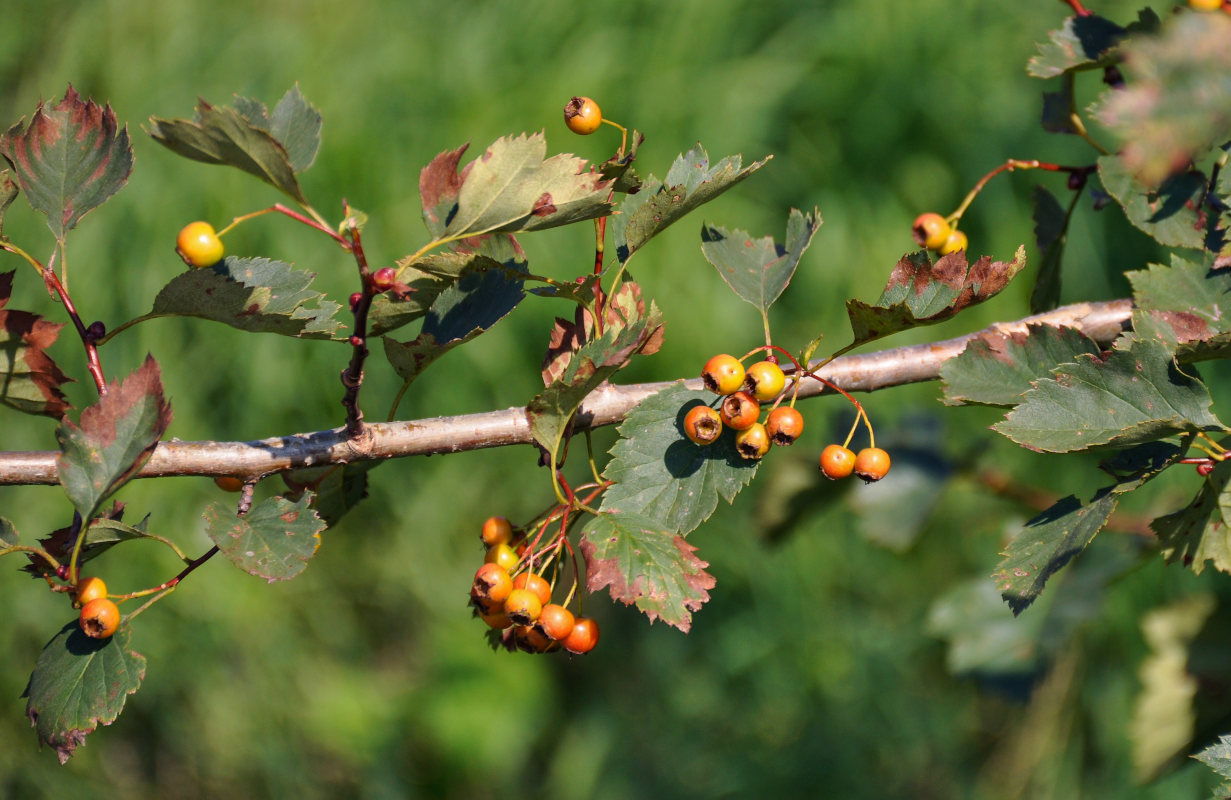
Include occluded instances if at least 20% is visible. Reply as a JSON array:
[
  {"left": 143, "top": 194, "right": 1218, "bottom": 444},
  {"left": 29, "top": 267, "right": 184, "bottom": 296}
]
[{"left": 0, "top": 0, "right": 1226, "bottom": 797}]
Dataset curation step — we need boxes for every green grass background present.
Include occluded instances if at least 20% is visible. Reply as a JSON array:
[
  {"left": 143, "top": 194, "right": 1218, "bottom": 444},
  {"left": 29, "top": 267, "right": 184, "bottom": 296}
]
[{"left": 0, "top": 0, "right": 1224, "bottom": 797}]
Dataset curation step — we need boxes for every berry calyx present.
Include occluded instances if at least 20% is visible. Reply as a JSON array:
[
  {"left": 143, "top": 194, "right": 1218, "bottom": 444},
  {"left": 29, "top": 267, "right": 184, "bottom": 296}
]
[
  {"left": 176, "top": 221, "right": 225, "bottom": 268},
  {"left": 372, "top": 267, "right": 397, "bottom": 292},
  {"left": 79, "top": 598, "right": 120, "bottom": 639},
  {"left": 765, "top": 406, "right": 804, "bottom": 446},
  {"left": 735, "top": 423, "right": 770, "bottom": 460},
  {"left": 512, "top": 572, "right": 552, "bottom": 606},
  {"left": 534, "top": 603, "right": 576, "bottom": 641},
  {"left": 514, "top": 624, "right": 556, "bottom": 653},
  {"left": 73, "top": 576, "right": 108, "bottom": 608},
  {"left": 485, "top": 542, "right": 519, "bottom": 572},
  {"left": 214, "top": 476, "right": 244, "bottom": 492},
  {"left": 820, "top": 444, "right": 856, "bottom": 480},
  {"left": 563, "top": 96, "right": 602, "bottom": 135},
  {"left": 683, "top": 405, "right": 723, "bottom": 445},
  {"left": 744, "top": 361, "right": 786, "bottom": 402},
  {"left": 853, "top": 447, "right": 891, "bottom": 482},
  {"left": 702, "top": 354, "right": 746, "bottom": 396},
  {"left": 912, "top": 213, "right": 952, "bottom": 251},
  {"left": 720, "top": 391, "right": 760, "bottom": 431},
  {"left": 480, "top": 516, "right": 514, "bottom": 548},
  {"left": 938, "top": 229, "right": 968, "bottom": 256},
  {"left": 504, "top": 588, "right": 543, "bottom": 625},
  {"left": 563, "top": 617, "right": 600, "bottom": 654},
  {"left": 472, "top": 563, "right": 514, "bottom": 605}
]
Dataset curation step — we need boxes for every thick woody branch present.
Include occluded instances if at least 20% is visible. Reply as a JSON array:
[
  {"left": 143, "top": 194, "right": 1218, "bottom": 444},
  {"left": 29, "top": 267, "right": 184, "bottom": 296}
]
[{"left": 0, "top": 299, "right": 1133, "bottom": 486}]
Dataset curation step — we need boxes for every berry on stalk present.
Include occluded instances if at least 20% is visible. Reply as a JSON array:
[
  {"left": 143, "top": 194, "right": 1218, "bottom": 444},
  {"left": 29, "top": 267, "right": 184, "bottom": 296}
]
[{"left": 683, "top": 405, "right": 723, "bottom": 445}]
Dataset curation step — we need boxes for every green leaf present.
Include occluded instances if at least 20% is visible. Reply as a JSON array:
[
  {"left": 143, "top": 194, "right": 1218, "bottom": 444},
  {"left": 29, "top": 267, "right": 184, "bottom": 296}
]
[
  {"left": 580, "top": 510, "right": 715, "bottom": 632},
  {"left": 700, "top": 207, "right": 821, "bottom": 314},
  {"left": 383, "top": 265, "right": 524, "bottom": 385},
  {"left": 1030, "top": 185, "right": 1073, "bottom": 313},
  {"left": 417, "top": 133, "right": 611, "bottom": 241},
  {"left": 1026, "top": 10, "right": 1159, "bottom": 78},
  {"left": 24, "top": 620, "right": 146, "bottom": 764},
  {"left": 527, "top": 302, "right": 663, "bottom": 460},
  {"left": 845, "top": 246, "right": 1027, "bottom": 345},
  {"left": 0, "top": 516, "right": 18, "bottom": 547},
  {"left": 0, "top": 168, "right": 18, "bottom": 237},
  {"left": 202, "top": 493, "right": 324, "bottom": 582},
  {"left": 56, "top": 357, "right": 171, "bottom": 521},
  {"left": 941, "top": 324, "right": 1101, "bottom": 407},
  {"left": 598, "top": 383, "right": 758, "bottom": 536},
  {"left": 611, "top": 145, "right": 770, "bottom": 264},
  {"left": 269, "top": 85, "right": 322, "bottom": 173},
  {"left": 1098, "top": 154, "right": 1208, "bottom": 249},
  {"left": 1154, "top": 460, "right": 1231, "bottom": 574},
  {"left": 1041, "top": 74, "right": 1080, "bottom": 135},
  {"left": 148, "top": 96, "right": 306, "bottom": 203},
  {"left": 597, "top": 130, "right": 645, "bottom": 194},
  {"left": 0, "top": 86, "right": 133, "bottom": 242},
  {"left": 1195, "top": 735, "right": 1231, "bottom": 780},
  {"left": 1128, "top": 255, "right": 1231, "bottom": 352},
  {"left": 149, "top": 257, "right": 344, "bottom": 339},
  {"left": 21, "top": 503, "right": 138, "bottom": 576},
  {"left": 993, "top": 338, "right": 1224, "bottom": 453},
  {"left": 282, "top": 463, "right": 376, "bottom": 528},
  {"left": 1091, "top": 13, "right": 1231, "bottom": 186},
  {"left": 0, "top": 270, "right": 72, "bottom": 418}
]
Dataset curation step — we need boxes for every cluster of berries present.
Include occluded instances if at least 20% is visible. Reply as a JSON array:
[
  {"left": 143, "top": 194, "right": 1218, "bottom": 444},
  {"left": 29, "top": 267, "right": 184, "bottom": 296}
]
[
  {"left": 470, "top": 517, "right": 599, "bottom": 655},
  {"left": 73, "top": 576, "right": 120, "bottom": 639},
  {"left": 690, "top": 355, "right": 804, "bottom": 460},
  {"left": 912, "top": 213, "right": 966, "bottom": 257}
]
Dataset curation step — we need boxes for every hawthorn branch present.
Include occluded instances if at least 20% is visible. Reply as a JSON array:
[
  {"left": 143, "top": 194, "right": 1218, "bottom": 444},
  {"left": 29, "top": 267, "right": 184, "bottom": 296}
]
[{"left": 0, "top": 298, "right": 1133, "bottom": 486}]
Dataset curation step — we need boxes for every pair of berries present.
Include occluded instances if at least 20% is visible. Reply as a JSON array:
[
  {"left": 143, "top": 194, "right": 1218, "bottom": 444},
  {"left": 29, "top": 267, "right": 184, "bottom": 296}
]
[
  {"left": 693, "top": 355, "right": 802, "bottom": 459},
  {"left": 470, "top": 561, "right": 599, "bottom": 654},
  {"left": 820, "top": 444, "right": 891, "bottom": 482},
  {"left": 74, "top": 576, "right": 120, "bottom": 639},
  {"left": 912, "top": 213, "right": 966, "bottom": 256},
  {"left": 480, "top": 516, "right": 522, "bottom": 572},
  {"left": 176, "top": 221, "right": 225, "bottom": 268}
]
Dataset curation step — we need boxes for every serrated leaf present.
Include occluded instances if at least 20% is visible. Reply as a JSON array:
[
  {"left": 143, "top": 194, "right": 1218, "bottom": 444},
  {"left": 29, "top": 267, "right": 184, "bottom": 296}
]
[
  {"left": 148, "top": 97, "right": 306, "bottom": 203},
  {"left": 202, "top": 493, "right": 323, "bottom": 582},
  {"left": 1154, "top": 460, "right": 1231, "bottom": 574},
  {"left": 1092, "top": 13, "right": 1231, "bottom": 186},
  {"left": 232, "top": 85, "right": 322, "bottom": 175},
  {"left": 993, "top": 338, "right": 1223, "bottom": 453},
  {"left": 383, "top": 265, "right": 524, "bottom": 385},
  {"left": 0, "top": 270, "right": 72, "bottom": 418},
  {"left": 1098, "top": 154, "right": 1209, "bottom": 249},
  {"left": 700, "top": 206, "right": 821, "bottom": 314},
  {"left": 611, "top": 145, "right": 770, "bottom": 264},
  {"left": 417, "top": 133, "right": 611, "bottom": 241},
  {"left": 0, "top": 86, "right": 132, "bottom": 241},
  {"left": 527, "top": 302, "right": 663, "bottom": 460},
  {"left": 56, "top": 357, "right": 170, "bottom": 521},
  {"left": 24, "top": 620, "right": 145, "bottom": 764},
  {"left": 941, "top": 324, "right": 1102, "bottom": 407},
  {"left": 0, "top": 516, "right": 18, "bottom": 547},
  {"left": 597, "top": 130, "right": 645, "bottom": 193},
  {"left": 149, "top": 257, "right": 343, "bottom": 339},
  {"left": 540, "top": 281, "right": 660, "bottom": 386},
  {"left": 846, "top": 246, "right": 1027, "bottom": 345},
  {"left": 599, "top": 383, "right": 758, "bottom": 535},
  {"left": 1098, "top": 440, "right": 1185, "bottom": 481},
  {"left": 580, "top": 510, "right": 715, "bottom": 632},
  {"left": 1196, "top": 735, "right": 1231, "bottom": 779},
  {"left": 0, "top": 169, "right": 18, "bottom": 237},
  {"left": 1027, "top": 11, "right": 1159, "bottom": 78},
  {"left": 1031, "top": 185, "right": 1074, "bottom": 312},
  {"left": 1128, "top": 255, "right": 1231, "bottom": 347},
  {"left": 22, "top": 503, "right": 136, "bottom": 576}
]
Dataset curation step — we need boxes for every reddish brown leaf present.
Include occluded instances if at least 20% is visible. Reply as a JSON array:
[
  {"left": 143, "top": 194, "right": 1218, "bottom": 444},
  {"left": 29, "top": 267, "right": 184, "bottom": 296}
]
[
  {"left": 419, "top": 144, "right": 472, "bottom": 237},
  {"left": 0, "top": 271, "right": 72, "bottom": 418}
]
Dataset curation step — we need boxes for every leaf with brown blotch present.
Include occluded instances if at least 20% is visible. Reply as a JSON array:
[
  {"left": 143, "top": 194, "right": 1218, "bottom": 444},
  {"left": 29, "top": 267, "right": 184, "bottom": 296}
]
[
  {"left": 22, "top": 502, "right": 133, "bottom": 577},
  {"left": 419, "top": 144, "right": 472, "bottom": 239},
  {"left": 0, "top": 271, "right": 72, "bottom": 418},
  {"left": 581, "top": 510, "right": 716, "bottom": 632},
  {"left": 0, "top": 86, "right": 133, "bottom": 241},
  {"left": 540, "top": 280, "right": 661, "bottom": 386},
  {"left": 56, "top": 356, "right": 171, "bottom": 521}
]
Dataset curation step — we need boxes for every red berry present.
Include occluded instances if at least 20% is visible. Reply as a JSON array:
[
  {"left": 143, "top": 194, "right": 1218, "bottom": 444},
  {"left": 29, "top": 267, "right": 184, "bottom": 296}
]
[
  {"left": 176, "top": 221, "right": 225, "bottom": 268},
  {"left": 79, "top": 598, "right": 120, "bottom": 639},
  {"left": 744, "top": 361, "right": 786, "bottom": 402},
  {"left": 720, "top": 391, "right": 760, "bottom": 431},
  {"left": 683, "top": 405, "right": 723, "bottom": 445},
  {"left": 765, "top": 407, "right": 804, "bottom": 446},
  {"left": 853, "top": 447, "right": 891, "bottom": 482},
  {"left": 563, "top": 617, "right": 600, "bottom": 654},
  {"left": 512, "top": 572, "right": 552, "bottom": 606},
  {"left": 480, "top": 516, "right": 514, "bottom": 548},
  {"left": 702, "top": 354, "right": 746, "bottom": 396},
  {"left": 534, "top": 603, "right": 576, "bottom": 641},
  {"left": 735, "top": 423, "right": 770, "bottom": 460},
  {"left": 472, "top": 563, "right": 514, "bottom": 605},
  {"left": 912, "top": 213, "right": 951, "bottom": 251},
  {"left": 564, "top": 96, "right": 602, "bottom": 135},
  {"left": 820, "top": 444, "right": 856, "bottom": 480},
  {"left": 74, "top": 576, "right": 108, "bottom": 608}
]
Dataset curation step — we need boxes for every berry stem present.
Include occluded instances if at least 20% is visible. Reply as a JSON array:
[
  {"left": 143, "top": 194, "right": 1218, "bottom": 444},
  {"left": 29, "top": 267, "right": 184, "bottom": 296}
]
[
  {"left": 42, "top": 263, "right": 108, "bottom": 397},
  {"left": 949, "top": 160, "right": 1081, "bottom": 224},
  {"left": 217, "top": 204, "right": 349, "bottom": 249},
  {"left": 1061, "top": 0, "right": 1092, "bottom": 16}
]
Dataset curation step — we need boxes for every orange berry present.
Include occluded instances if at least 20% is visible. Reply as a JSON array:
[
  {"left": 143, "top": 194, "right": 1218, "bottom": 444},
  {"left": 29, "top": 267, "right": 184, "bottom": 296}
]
[
  {"left": 912, "top": 213, "right": 951, "bottom": 251},
  {"left": 853, "top": 447, "right": 891, "bottom": 482},
  {"left": 79, "top": 598, "right": 120, "bottom": 639}
]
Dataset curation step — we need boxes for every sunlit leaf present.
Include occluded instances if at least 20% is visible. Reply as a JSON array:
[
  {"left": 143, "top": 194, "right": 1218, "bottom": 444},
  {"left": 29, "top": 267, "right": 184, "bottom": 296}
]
[
  {"left": 203, "top": 493, "right": 324, "bottom": 583},
  {"left": 599, "top": 383, "right": 758, "bottom": 536},
  {"left": 700, "top": 207, "right": 821, "bottom": 314},
  {"left": 1128, "top": 255, "right": 1231, "bottom": 352},
  {"left": 149, "top": 257, "right": 344, "bottom": 339},
  {"left": 580, "top": 510, "right": 715, "bottom": 632},
  {"left": 1098, "top": 154, "right": 1210, "bottom": 250},
  {"left": 941, "top": 324, "right": 1101, "bottom": 408},
  {"left": 24, "top": 620, "right": 145, "bottom": 764},
  {"left": 993, "top": 338, "right": 1223, "bottom": 453},
  {"left": 56, "top": 357, "right": 170, "bottom": 521},
  {"left": 1195, "top": 734, "right": 1231, "bottom": 780},
  {"left": 0, "top": 270, "right": 72, "bottom": 418},
  {"left": 611, "top": 145, "right": 770, "bottom": 264},
  {"left": 0, "top": 86, "right": 133, "bottom": 241}
]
